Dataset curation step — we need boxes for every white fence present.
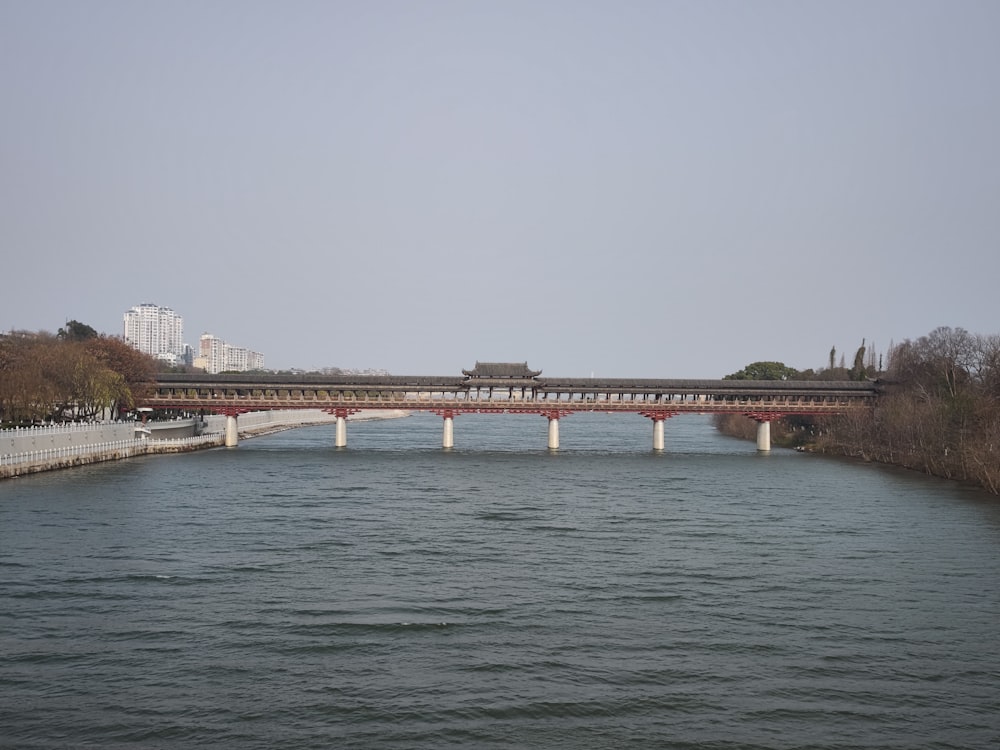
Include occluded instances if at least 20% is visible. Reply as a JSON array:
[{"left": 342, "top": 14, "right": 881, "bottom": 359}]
[
  {"left": 0, "top": 410, "right": 407, "bottom": 476},
  {"left": 1, "top": 421, "right": 139, "bottom": 455},
  {"left": 0, "top": 434, "right": 225, "bottom": 469},
  {"left": 0, "top": 420, "right": 135, "bottom": 436},
  {"left": 0, "top": 438, "right": 142, "bottom": 467}
]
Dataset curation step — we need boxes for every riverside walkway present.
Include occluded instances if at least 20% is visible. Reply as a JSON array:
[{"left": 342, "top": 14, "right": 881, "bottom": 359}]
[{"left": 144, "top": 363, "right": 877, "bottom": 451}]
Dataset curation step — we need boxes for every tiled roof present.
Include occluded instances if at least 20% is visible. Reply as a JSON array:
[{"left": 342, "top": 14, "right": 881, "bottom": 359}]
[{"left": 462, "top": 361, "right": 542, "bottom": 379}]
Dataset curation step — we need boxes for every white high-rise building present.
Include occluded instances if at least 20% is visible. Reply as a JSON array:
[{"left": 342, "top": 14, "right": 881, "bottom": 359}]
[
  {"left": 123, "top": 304, "right": 184, "bottom": 363},
  {"left": 195, "top": 333, "right": 264, "bottom": 374}
]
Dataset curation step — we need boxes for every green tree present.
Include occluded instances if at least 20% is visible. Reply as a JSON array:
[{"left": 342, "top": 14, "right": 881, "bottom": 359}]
[
  {"left": 57, "top": 320, "right": 99, "bottom": 341},
  {"left": 850, "top": 339, "right": 867, "bottom": 381},
  {"left": 724, "top": 361, "right": 799, "bottom": 380}
]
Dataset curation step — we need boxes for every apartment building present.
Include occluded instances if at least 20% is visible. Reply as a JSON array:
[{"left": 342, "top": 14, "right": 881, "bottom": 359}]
[
  {"left": 195, "top": 333, "right": 264, "bottom": 374},
  {"left": 123, "top": 304, "right": 185, "bottom": 364}
]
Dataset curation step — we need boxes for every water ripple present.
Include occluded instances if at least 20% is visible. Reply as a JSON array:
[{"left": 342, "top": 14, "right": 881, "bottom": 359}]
[{"left": 2, "top": 414, "right": 999, "bottom": 748}]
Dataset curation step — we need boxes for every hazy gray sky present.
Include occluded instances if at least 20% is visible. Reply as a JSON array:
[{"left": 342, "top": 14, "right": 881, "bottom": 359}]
[{"left": 2, "top": 1, "right": 997, "bottom": 377}]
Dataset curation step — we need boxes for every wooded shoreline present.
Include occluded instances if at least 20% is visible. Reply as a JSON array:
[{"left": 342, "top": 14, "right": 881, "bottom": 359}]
[{"left": 715, "top": 328, "right": 1000, "bottom": 495}]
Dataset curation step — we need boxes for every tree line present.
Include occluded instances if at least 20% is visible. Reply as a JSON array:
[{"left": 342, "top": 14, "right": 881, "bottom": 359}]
[
  {"left": 716, "top": 327, "right": 1000, "bottom": 495},
  {"left": 0, "top": 322, "right": 157, "bottom": 425}
]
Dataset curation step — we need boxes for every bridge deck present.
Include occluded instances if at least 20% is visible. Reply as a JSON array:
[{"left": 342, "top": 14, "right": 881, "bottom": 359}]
[{"left": 144, "top": 374, "right": 876, "bottom": 417}]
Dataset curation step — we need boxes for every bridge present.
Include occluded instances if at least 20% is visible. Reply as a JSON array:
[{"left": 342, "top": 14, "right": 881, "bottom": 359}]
[{"left": 142, "top": 362, "right": 877, "bottom": 451}]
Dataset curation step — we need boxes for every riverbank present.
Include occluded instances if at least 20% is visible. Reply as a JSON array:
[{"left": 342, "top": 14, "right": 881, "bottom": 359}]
[
  {"left": 0, "top": 410, "right": 410, "bottom": 480},
  {"left": 712, "top": 413, "right": 999, "bottom": 496},
  {"left": 0, "top": 435, "right": 225, "bottom": 479}
]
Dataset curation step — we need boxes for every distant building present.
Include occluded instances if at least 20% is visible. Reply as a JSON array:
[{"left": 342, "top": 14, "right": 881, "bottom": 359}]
[
  {"left": 123, "top": 304, "right": 184, "bottom": 364},
  {"left": 196, "top": 333, "right": 264, "bottom": 374},
  {"left": 123, "top": 304, "right": 261, "bottom": 372}
]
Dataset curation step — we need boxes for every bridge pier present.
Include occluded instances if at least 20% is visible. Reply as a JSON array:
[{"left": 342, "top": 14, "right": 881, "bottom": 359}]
[
  {"left": 335, "top": 416, "right": 347, "bottom": 448},
  {"left": 642, "top": 412, "right": 674, "bottom": 452},
  {"left": 756, "top": 419, "right": 771, "bottom": 452},
  {"left": 224, "top": 415, "right": 239, "bottom": 447},
  {"left": 652, "top": 417, "right": 665, "bottom": 452},
  {"left": 331, "top": 408, "right": 352, "bottom": 448},
  {"left": 745, "top": 412, "right": 781, "bottom": 453},
  {"left": 442, "top": 413, "right": 454, "bottom": 449},
  {"left": 546, "top": 413, "right": 560, "bottom": 450},
  {"left": 323, "top": 408, "right": 358, "bottom": 448}
]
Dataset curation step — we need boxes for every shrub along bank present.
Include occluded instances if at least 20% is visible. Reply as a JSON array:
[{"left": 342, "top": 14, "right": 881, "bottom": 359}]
[{"left": 715, "top": 328, "right": 1000, "bottom": 495}]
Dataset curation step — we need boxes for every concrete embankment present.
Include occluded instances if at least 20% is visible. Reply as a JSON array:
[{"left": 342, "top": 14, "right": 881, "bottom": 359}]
[
  {"left": 0, "top": 410, "right": 409, "bottom": 480},
  {"left": 1, "top": 421, "right": 139, "bottom": 454},
  {"left": 0, "top": 435, "right": 226, "bottom": 479}
]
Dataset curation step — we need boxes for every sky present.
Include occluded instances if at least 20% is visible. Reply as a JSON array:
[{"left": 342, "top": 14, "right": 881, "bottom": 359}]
[{"left": 2, "top": 1, "right": 998, "bottom": 378}]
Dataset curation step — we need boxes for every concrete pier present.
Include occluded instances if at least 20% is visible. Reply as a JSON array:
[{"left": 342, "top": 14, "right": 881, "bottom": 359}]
[
  {"left": 547, "top": 416, "right": 559, "bottom": 450},
  {"left": 335, "top": 416, "right": 347, "bottom": 448},
  {"left": 756, "top": 420, "right": 771, "bottom": 452},
  {"left": 224, "top": 415, "right": 239, "bottom": 447},
  {"left": 653, "top": 418, "right": 665, "bottom": 452},
  {"left": 442, "top": 415, "right": 454, "bottom": 449}
]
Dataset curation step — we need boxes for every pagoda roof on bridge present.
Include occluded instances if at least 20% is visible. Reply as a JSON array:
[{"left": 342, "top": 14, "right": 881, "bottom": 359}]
[{"left": 462, "top": 361, "right": 542, "bottom": 380}]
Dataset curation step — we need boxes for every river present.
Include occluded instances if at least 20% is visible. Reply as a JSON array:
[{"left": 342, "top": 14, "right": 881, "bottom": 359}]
[{"left": 1, "top": 412, "right": 998, "bottom": 749}]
